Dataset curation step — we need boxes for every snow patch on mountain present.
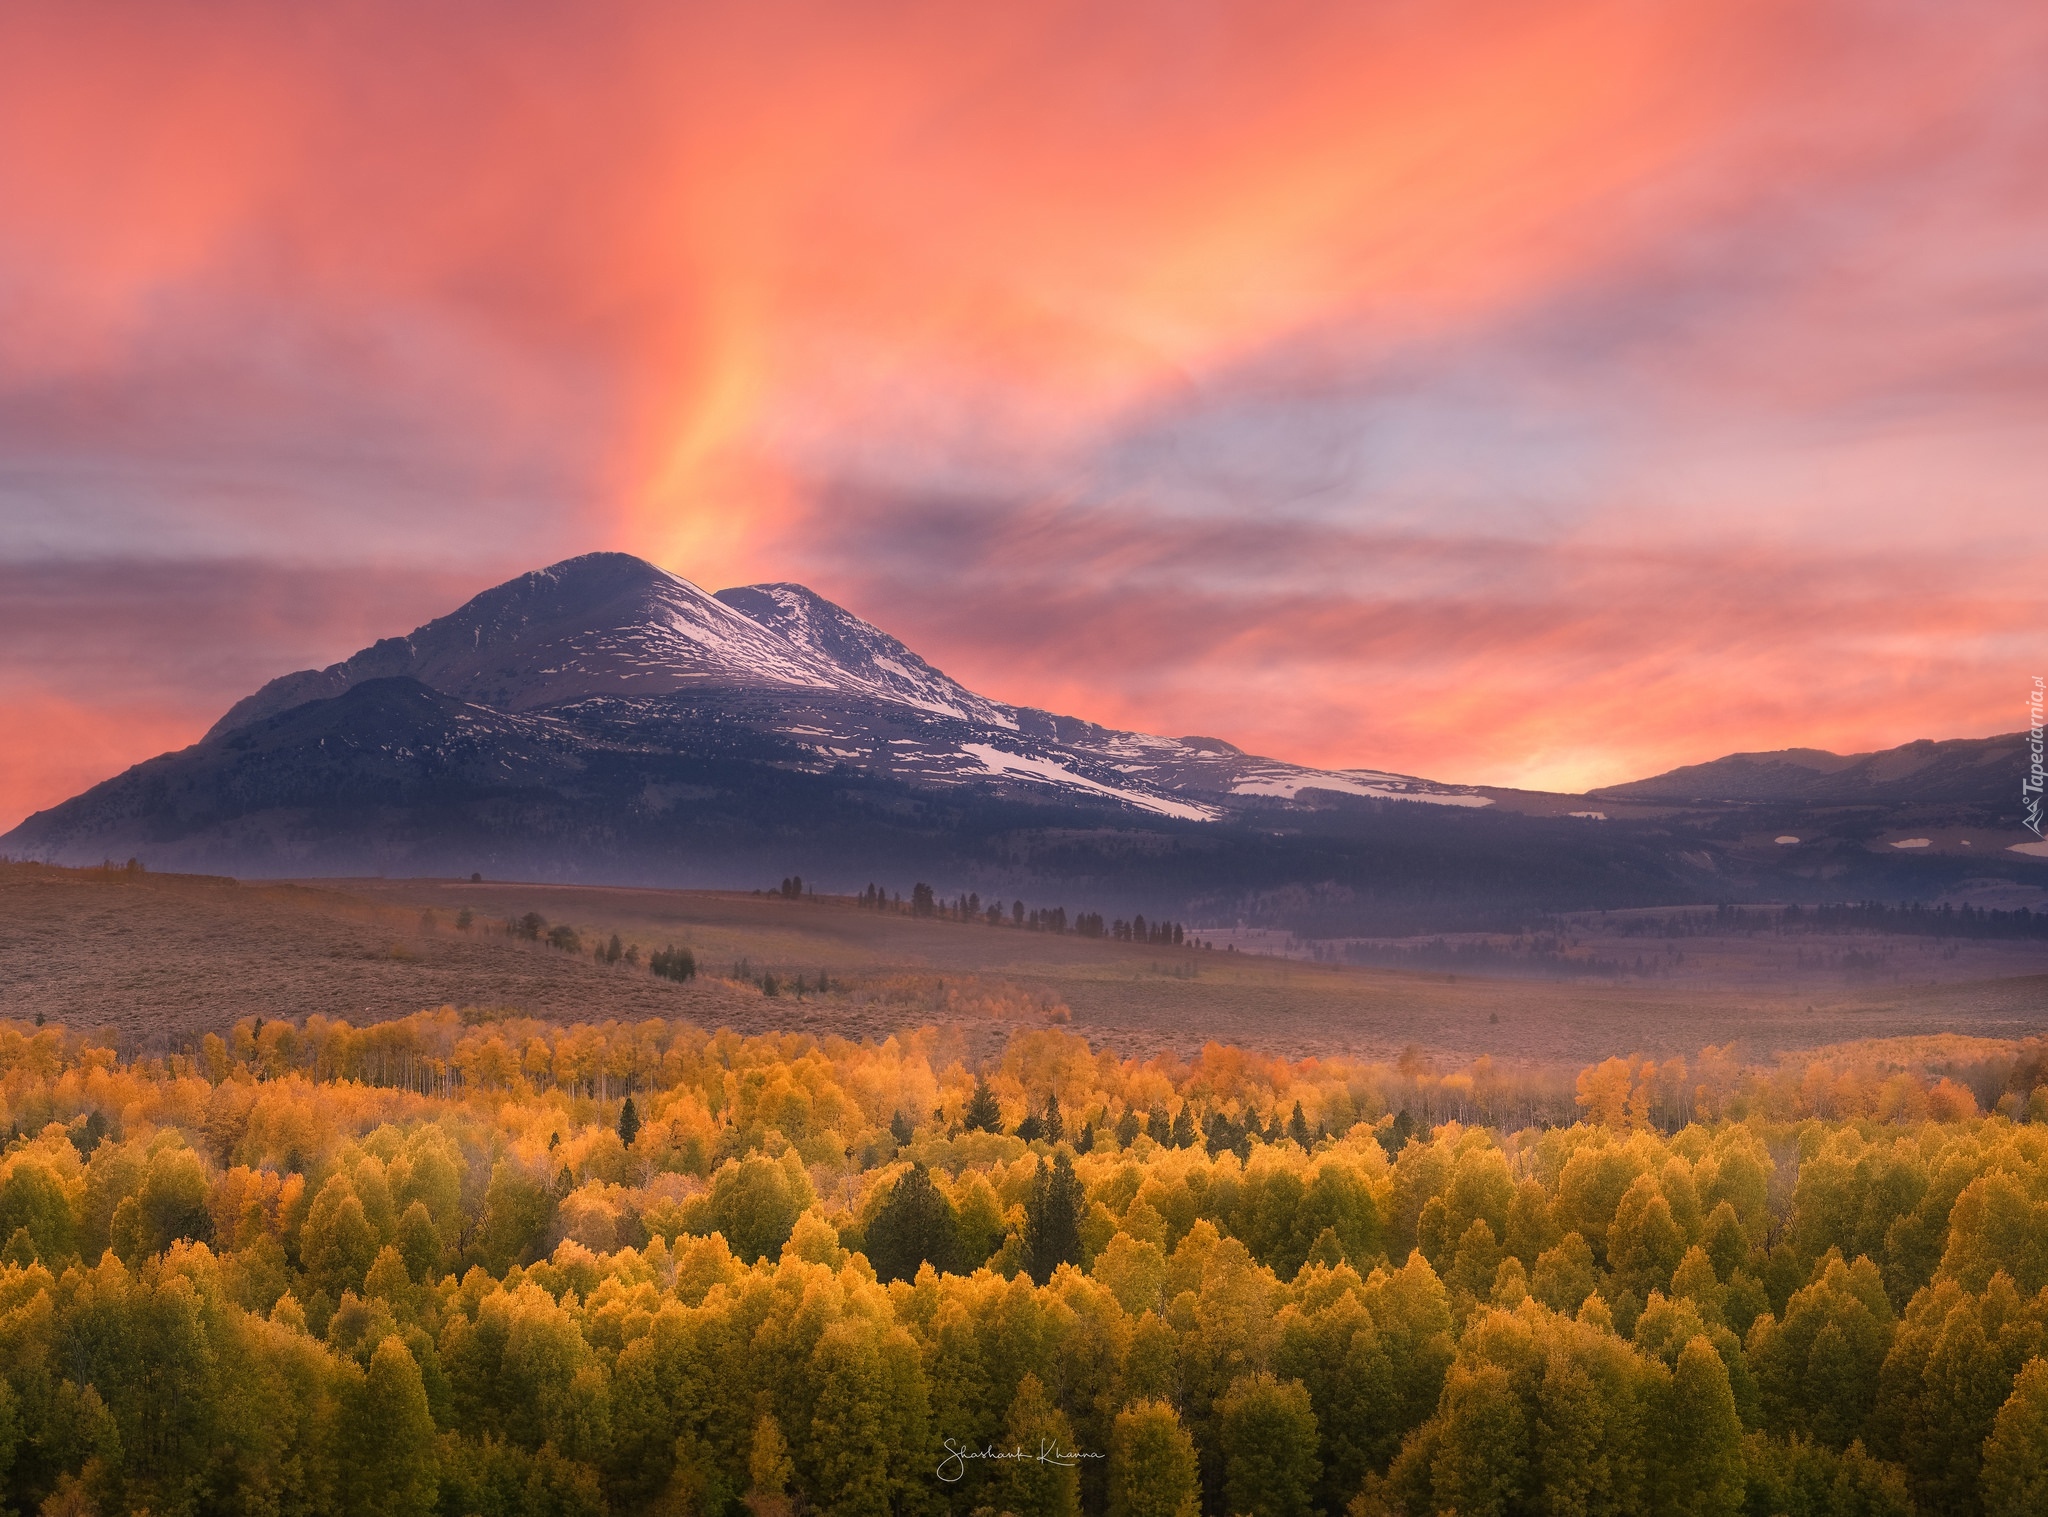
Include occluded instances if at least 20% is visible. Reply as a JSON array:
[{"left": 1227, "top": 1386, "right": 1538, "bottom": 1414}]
[
  {"left": 961, "top": 744, "right": 1220, "bottom": 820},
  {"left": 1229, "top": 767, "right": 1493, "bottom": 808},
  {"left": 715, "top": 582, "right": 1016, "bottom": 728}
]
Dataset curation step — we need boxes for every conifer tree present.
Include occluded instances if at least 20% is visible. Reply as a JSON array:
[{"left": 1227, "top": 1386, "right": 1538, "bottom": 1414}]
[
  {"left": 617, "top": 1095, "right": 640, "bottom": 1148},
  {"left": 964, "top": 1076, "right": 1003, "bottom": 1133},
  {"left": 866, "top": 1162, "right": 959, "bottom": 1283},
  {"left": 1023, "top": 1151, "right": 1085, "bottom": 1284}
]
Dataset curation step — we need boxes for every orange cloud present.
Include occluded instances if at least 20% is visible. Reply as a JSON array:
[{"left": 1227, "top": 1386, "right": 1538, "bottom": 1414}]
[
  {"left": 0, "top": 1, "right": 2042, "bottom": 815},
  {"left": 0, "top": 690, "right": 197, "bottom": 836}
]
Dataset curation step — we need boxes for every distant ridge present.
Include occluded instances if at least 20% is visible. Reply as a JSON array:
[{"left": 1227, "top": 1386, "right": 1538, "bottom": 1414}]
[{"left": 1596, "top": 732, "right": 2025, "bottom": 805}]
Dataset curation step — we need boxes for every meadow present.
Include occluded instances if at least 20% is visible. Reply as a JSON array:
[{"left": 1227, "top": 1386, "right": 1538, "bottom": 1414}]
[
  {"left": 4, "top": 862, "right": 2045, "bottom": 1068},
  {"left": 0, "top": 1004, "right": 2044, "bottom": 1515}
]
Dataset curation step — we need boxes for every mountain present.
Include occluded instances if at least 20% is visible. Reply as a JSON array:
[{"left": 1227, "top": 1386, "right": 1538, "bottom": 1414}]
[
  {"left": 5, "top": 553, "right": 2031, "bottom": 927},
  {"left": 1596, "top": 733, "right": 2026, "bottom": 805},
  {"left": 177, "top": 552, "right": 1487, "bottom": 825}
]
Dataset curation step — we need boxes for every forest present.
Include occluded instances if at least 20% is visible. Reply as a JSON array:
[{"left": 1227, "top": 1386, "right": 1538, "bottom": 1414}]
[{"left": 0, "top": 1011, "right": 2043, "bottom": 1517}]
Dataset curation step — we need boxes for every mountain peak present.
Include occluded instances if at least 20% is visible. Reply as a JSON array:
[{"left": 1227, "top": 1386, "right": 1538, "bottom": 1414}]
[
  {"left": 205, "top": 552, "right": 845, "bottom": 737},
  {"left": 714, "top": 582, "right": 1014, "bottom": 727}
]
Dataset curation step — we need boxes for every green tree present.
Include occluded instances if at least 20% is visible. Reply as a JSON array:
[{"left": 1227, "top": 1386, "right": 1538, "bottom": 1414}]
[
  {"left": 395, "top": 1199, "right": 441, "bottom": 1282},
  {"left": 1983, "top": 1358, "right": 2048, "bottom": 1517},
  {"left": 704, "top": 1152, "right": 814, "bottom": 1264},
  {"left": 804, "top": 1321, "right": 931, "bottom": 1517},
  {"left": 136, "top": 1144, "right": 213, "bottom": 1255},
  {"left": 1023, "top": 1151, "right": 1085, "bottom": 1284},
  {"left": 617, "top": 1096, "right": 641, "bottom": 1148},
  {"left": 994, "top": 1372, "right": 1080, "bottom": 1517},
  {"left": 964, "top": 1077, "right": 1003, "bottom": 1133},
  {"left": 475, "top": 1160, "right": 553, "bottom": 1274},
  {"left": 1651, "top": 1336, "right": 1745, "bottom": 1517},
  {"left": 342, "top": 1335, "right": 439, "bottom": 1517},
  {"left": 0, "top": 1160, "right": 75, "bottom": 1263},
  {"left": 1108, "top": 1400, "right": 1200, "bottom": 1517},
  {"left": 1218, "top": 1372, "right": 1321, "bottom": 1517},
  {"left": 864, "top": 1162, "right": 958, "bottom": 1283},
  {"left": 1428, "top": 1360, "right": 1529, "bottom": 1517},
  {"left": 1748, "top": 1252, "right": 1894, "bottom": 1449},
  {"left": 302, "top": 1173, "right": 379, "bottom": 1298}
]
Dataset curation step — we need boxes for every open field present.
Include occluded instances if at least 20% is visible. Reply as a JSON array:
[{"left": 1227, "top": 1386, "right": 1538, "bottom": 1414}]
[{"left": 3, "top": 861, "right": 2042, "bottom": 1064}]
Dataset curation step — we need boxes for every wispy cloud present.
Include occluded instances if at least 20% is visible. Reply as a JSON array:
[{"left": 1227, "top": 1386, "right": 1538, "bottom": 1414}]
[{"left": 0, "top": 0, "right": 2041, "bottom": 817}]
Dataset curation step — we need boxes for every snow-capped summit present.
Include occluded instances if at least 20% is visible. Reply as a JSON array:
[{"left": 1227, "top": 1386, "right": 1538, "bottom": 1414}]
[
  {"left": 209, "top": 553, "right": 867, "bottom": 737},
  {"left": 714, "top": 582, "right": 1015, "bottom": 728}
]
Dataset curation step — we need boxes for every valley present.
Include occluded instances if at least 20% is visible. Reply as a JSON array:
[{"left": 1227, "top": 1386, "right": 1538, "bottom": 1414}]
[{"left": 5, "top": 860, "right": 2041, "bottom": 1068}]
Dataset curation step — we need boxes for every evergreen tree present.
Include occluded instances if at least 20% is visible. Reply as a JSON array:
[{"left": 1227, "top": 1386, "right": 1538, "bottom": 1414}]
[
  {"left": 865, "top": 1162, "right": 959, "bottom": 1283},
  {"left": 1043, "top": 1091, "right": 1064, "bottom": 1144},
  {"left": 1108, "top": 1400, "right": 1200, "bottom": 1517},
  {"left": 617, "top": 1096, "right": 640, "bottom": 1149},
  {"left": 1115, "top": 1108, "right": 1142, "bottom": 1148},
  {"left": 1169, "top": 1105, "right": 1197, "bottom": 1149},
  {"left": 1287, "top": 1100, "right": 1313, "bottom": 1147},
  {"left": 1147, "top": 1108, "right": 1172, "bottom": 1145},
  {"left": 964, "top": 1076, "right": 1003, "bottom": 1133},
  {"left": 889, "top": 1110, "right": 914, "bottom": 1147},
  {"left": 1024, "top": 1151, "right": 1086, "bottom": 1284}
]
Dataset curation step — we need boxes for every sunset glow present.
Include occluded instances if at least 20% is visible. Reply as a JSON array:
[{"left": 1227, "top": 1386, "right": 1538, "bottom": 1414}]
[{"left": 3, "top": 0, "right": 2043, "bottom": 825}]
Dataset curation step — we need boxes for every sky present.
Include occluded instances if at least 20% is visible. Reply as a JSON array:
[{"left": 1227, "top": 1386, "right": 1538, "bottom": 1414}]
[{"left": 2, "top": 0, "right": 2043, "bottom": 829}]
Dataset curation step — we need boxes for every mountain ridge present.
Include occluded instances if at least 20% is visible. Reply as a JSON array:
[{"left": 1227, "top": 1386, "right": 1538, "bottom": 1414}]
[
  {"left": 6, "top": 553, "right": 2034, "bottom": 927},
  {"left": 1595, "top": 731, "right": 2026, "bottom": 805}
]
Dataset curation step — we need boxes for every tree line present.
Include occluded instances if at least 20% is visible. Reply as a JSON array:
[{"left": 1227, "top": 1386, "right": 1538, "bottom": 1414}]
[{"left": 852, "top": 883, "right": 1196, "bottom": 945}]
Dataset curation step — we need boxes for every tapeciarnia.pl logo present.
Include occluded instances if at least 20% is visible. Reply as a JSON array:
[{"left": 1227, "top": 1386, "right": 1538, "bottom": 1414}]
[{"left": 2026, "top": 675, "right": 2044, "bottom": 838}]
